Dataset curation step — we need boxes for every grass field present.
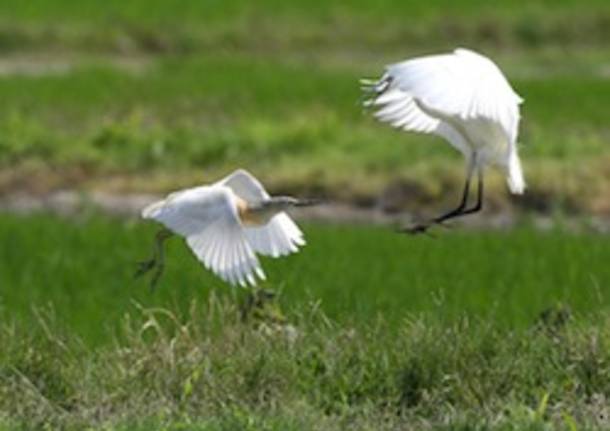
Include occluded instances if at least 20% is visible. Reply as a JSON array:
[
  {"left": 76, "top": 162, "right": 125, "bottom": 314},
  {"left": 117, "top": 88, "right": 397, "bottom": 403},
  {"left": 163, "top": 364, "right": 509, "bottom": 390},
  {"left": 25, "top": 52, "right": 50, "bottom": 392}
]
[
  {"left": 0, "top": 214, "right": 609, "bottom": 430},
  {"left": 0, "top": 214, "right": 610, "bottom": 429},
  {"left": 1, "top": 214, "right": 609, "bottom": 344},
  {"left": 0, "top": 1, "right": 608, "bottom": 212},
  {"left": 2, "top": 1, "right": 610, "bottom": 429}
]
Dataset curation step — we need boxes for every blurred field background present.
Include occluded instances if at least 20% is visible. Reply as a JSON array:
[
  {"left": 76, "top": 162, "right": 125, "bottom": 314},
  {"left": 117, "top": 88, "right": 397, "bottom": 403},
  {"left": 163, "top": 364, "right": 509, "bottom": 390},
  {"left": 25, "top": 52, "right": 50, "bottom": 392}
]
[
  {"left": 1, "top": 1, "right": 610, "bottom": 429},
  {"left": 0, "top": 0, "right": 609, "bottom": 211}
]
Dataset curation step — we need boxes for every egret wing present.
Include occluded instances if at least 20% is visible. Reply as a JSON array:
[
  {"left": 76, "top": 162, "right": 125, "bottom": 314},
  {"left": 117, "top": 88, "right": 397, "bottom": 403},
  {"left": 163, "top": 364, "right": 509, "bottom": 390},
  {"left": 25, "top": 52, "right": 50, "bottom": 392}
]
[
  {"left": 364, "top": 48, "right": 522, "bottom": 146},
  {"left": 141, "top": 186, "right": 264, "bottom": 286},
  {"left": 187, "top": 216, "right": 265, "bottom": 287},
  {"left": 215, "top": 168, "right": 270, "bottom": 204},
  {"left": 363, "top": 71, "right": 468, "bottom": 153},
  {"left": 142, "top": 187, "right": 225, "bottom": 237},
  {"left": 216, "top": 170, "right": 306, "bottom": 258},
  {"left": 244, "top": 212, "right": 305, "bottom": 257}
]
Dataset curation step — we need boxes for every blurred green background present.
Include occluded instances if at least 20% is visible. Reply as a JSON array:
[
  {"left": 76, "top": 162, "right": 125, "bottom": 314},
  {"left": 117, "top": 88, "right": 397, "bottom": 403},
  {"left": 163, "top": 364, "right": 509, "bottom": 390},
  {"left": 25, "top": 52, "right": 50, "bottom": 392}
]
[
  {"left": 0, "top": 0, "right": 609, "bottom": 346},
  {"left": 0, "top": 0, "right": 609, "bottom": 210}
]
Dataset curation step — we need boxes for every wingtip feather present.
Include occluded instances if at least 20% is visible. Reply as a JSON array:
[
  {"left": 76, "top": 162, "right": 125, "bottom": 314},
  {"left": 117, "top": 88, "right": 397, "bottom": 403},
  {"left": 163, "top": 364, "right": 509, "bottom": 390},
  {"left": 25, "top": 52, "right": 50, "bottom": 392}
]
[{"left": 141, "top": 199, "right": 166, "bottom": 219}]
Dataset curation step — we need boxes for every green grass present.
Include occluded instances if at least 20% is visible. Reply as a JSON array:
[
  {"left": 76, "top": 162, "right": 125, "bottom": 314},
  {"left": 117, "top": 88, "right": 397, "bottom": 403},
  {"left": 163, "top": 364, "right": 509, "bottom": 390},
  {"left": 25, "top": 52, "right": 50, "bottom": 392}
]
[
  {"left": 0, "top": 214, "right": 609, "bottom": 429},
  {"left": 2, "top": 2, "right": 610, "bottom": 429},
  {"left": 4, "top": 308, "right": 610, "bottom": 430},
  {"left": 0, "top": 0, "right": 608, "bottom": 211},
  {"left": 1, "top": 214, "right": 609, "bottom": 345},
  {"left": 0, "top": 0, "right": 608, "bottom": 54},
  {"left": 0, "top": 55, "right": 609, "bottom": 212},
  {"left": 6, "top": 0, "right": 608, "bottom": 23}
]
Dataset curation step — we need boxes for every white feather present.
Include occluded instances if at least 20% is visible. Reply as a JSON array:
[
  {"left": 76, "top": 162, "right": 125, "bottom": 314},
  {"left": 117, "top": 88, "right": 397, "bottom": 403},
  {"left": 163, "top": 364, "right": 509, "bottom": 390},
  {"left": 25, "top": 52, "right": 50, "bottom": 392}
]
[
  {"left": 141, "top": 169, "right": 307, "bottom": 287},
  {"left": 245, "top": 213, "right": 305, "bottom": 258},
  {"left": 363, "top": 48, "right": 525, "bottom": 193},
  {"left": 216, "top": 170, "right": 305, "bottom": 258},
  {"left": 142, "top": 185, "right": 264, "bottom": 287}
]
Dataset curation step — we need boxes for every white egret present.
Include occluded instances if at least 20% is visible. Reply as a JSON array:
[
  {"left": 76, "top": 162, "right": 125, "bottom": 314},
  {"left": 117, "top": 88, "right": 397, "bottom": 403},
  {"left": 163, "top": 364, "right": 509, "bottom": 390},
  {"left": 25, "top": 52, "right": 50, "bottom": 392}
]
[
  {"left": 137, "top": 169, "right": 316, "bottom": 288},
  {"left": 361, "top": 48, "right": 525, "bottom": 233}
]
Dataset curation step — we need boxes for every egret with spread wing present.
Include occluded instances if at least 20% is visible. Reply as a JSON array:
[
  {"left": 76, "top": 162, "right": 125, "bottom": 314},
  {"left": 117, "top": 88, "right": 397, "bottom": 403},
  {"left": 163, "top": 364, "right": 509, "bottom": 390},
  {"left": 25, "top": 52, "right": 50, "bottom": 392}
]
[
  {"left": 362, "top": 48, "right": 525, "bottom": 234},
  {"left": 137, "top": 169, "right": 316, "bottom": 289}
]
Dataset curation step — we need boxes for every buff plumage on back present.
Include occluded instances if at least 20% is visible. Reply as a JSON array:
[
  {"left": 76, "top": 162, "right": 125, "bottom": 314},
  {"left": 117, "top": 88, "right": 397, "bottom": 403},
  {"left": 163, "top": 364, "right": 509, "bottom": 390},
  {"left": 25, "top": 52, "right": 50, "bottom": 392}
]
[{"left": 215, "top": 170, "right": 306, "bottom": 257}]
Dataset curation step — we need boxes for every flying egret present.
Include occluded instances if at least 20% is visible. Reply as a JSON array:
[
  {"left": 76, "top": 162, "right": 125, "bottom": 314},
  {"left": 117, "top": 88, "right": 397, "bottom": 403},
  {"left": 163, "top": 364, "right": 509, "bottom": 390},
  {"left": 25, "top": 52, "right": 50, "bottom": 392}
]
[
  {"left": 136, "top": 169, "right": 316, "bottom": 289},
  {"left": 361, "top": 48, "right": 525, "bottom": 233}
]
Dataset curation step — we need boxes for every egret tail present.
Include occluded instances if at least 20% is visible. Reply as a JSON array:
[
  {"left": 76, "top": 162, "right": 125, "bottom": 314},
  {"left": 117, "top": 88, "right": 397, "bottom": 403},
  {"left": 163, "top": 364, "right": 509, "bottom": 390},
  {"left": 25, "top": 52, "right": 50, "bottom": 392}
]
[{"left": 506, "top": 151, "right": 525, "bottom": 194}]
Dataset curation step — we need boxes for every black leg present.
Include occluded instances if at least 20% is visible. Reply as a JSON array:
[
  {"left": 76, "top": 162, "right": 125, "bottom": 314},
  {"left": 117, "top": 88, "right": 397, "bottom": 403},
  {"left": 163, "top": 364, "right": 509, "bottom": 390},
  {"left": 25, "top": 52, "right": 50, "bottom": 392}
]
[
  {"left": 432, "top": 175, "right": 473, "bottom": 224},
  {"left": 135, "top": 228, "right": 173, "bottom": 291},
  {"left": 401, "top": 164, "right": 483, "bottom": 235},
  {"left": 435, "top": 168, "right": 484, "bottom": 222},
  {"left": 458, "top": 169, "right": 483, "bottom": 216}
]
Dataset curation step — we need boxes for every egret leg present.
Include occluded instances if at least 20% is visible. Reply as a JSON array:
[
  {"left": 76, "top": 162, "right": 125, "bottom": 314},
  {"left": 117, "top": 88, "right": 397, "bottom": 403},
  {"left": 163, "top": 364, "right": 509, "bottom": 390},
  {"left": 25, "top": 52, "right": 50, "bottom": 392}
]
[
  {"left": 135, "top": 228, "right": 173, "bottom": 291},
  {"left": 434, "top": 169, "right": 483, "bottom": 223},
  {"left": 453, "top": 169, "right": 483, "bottom": 217},
  {"left": 401, "top": 165, "right": 482, "bottom": 235}
]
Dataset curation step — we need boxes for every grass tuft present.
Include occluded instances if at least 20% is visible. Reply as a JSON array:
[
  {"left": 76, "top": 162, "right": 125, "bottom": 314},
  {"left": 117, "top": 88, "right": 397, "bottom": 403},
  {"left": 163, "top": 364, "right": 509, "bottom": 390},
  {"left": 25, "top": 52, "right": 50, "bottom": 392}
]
[{"left": 2, "top": 298, "right": 610, "bottom": 429}]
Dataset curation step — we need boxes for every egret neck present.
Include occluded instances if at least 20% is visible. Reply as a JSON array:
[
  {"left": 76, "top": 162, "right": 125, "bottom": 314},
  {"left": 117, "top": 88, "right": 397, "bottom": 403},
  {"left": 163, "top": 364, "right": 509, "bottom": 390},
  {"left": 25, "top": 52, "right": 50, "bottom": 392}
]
[{"left": 237, "top": 196, "right": 318, "bottom": 226}]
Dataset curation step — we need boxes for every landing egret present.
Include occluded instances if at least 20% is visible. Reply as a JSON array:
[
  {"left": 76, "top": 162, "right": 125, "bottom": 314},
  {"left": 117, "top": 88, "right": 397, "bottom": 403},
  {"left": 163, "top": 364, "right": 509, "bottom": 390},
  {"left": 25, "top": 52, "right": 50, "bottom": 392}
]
[
  {"left": 137, "top": 169, "right": 316, "bottom": 289},
  {"left": 362, "top": 48, "right": 525, "bottom": 233}
]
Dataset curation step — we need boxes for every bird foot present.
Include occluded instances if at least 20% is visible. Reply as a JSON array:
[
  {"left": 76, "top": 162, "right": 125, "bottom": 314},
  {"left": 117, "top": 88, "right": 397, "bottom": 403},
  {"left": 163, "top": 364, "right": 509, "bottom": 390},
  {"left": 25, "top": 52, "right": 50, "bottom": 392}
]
[
  {"left": 398, "top": 223, "right": 433, "bottom": 236},
  {"left": 135, "top": 228, "right": 172, "bottom": 291},
  {"left": 135, "top": 258, "right": 157, "bottom": 278},
  {"left": 398, "top": 218, "right": 458, "bottom": 236},
  {"left": 135, "top": 257, "right": 165, "bottom": 291}
]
